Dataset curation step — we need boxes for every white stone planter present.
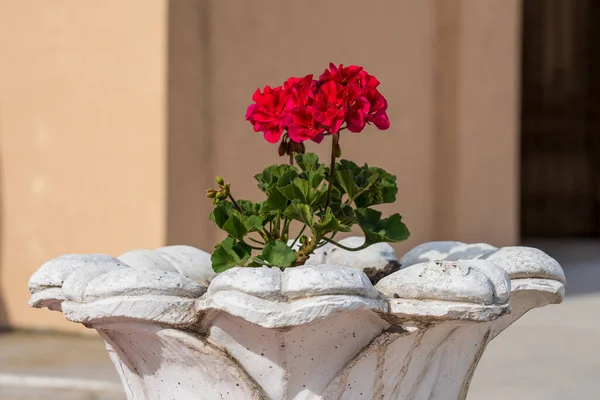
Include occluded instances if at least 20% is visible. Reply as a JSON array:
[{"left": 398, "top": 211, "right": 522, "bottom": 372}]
[{"left": 28, "top": 238, "right": 564, "bottom": 400}]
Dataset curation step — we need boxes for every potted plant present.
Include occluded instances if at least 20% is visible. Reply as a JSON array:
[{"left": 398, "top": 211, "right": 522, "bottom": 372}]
[{"left": 29, "top": 63, "right": 565, "bottom": 400}]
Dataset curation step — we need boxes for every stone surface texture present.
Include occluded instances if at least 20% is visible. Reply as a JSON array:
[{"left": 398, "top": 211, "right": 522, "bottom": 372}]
[{"left": 28, "top": 237, "right": 564, "bottom": 400}]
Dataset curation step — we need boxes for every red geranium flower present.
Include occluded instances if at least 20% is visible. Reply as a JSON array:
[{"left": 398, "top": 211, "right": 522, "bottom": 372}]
[
  {"left": 246, "top": 63, "right": 390, "bottom": 149},
  {"left": 284, "top": 74, "right": 316, "bottom": 110},
  {"left": 364, "top": 88, "right": 390, "bottom": 130},
  {"left": 287, "top": 107, "right": 325, "bottom": 143},
  {"left": 313, "top": 81, "right": 346, "bottom": 134},
  {"left": 355, "top": 69, "right": 381, "bottom": 89},
  {"left": 319, "top": 63, "right": 364, "bottom": 85},
  {"left": 342, "top": 83, "right": 371, "bottom": 133},
  {"left": 246, "top": 85, "right": 289, "bottom": 143}
]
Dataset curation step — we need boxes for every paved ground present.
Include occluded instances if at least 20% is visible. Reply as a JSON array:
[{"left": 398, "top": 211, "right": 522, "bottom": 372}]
[
  {"left": 0, "top": 239, "right": 598, "bottom": 399},
  {"left": 468, "top": 239, "right": 600, "bottom": 400},
  {"left": 0, "top": 332, "right": 122, "bottom": 399}
]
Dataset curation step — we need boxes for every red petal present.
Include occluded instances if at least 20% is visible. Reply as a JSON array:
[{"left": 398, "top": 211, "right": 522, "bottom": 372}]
[
  {"left": 330, "top": 117, "right": 344, "bottom": 134},
  {"left": 370, "top": 111, "right": 390, "bottom": 130},
  {"left": 263, "top": 128, "right": 283, "bottom": 143},
  {"left": 251, "top": 88, "right": 262, "bottom": 102},
  {"left": 320, "top": 81, "right": 339, "bottom": 103},
  {"left": 311, "top": 133, "right": 326, "bottom": 143},
  {"left": 245, "top": 104, "right": 256, "bottom": 120}
]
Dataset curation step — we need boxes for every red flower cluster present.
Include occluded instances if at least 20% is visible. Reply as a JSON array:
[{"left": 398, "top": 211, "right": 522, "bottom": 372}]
[{"left": 246, "top": 63, "right": 390, "bottom": 144}]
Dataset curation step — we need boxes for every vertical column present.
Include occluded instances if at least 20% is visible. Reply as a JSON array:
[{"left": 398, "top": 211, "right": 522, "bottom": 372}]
[
  {"left": 166, "top": 0, "right": 216, "bottom": 248},
  {"left": 433, "top": 0, "right": 521, "bottom": 245}
]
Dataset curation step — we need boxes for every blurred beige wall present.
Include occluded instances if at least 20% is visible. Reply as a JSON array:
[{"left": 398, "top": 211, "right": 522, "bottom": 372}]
[
  {"left": 0, "top": 0, "right": 520, "bottom": 332},
  {"left": 0, "top": 0, "right": 167, "bottom": 332}
]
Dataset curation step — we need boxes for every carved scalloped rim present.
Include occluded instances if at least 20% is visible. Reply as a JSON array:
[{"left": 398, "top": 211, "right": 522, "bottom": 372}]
[
  {"left": 510, "top": 278, "right": 565, "bottom": 300},
  {"left": 375, "top": 259, "right": 511, "bottom": 306},
  {"left": 387, "top": 298, "right": 510, "bottom": 323},
  {"left": 198, "top": 291, "right": 388, "bottom": 328},
  {"left": 62, "top": 296, "right": 199, "bottom": 326},
  {"left": 28, "top": 240, "right": 565, "bottom": 328},
  {"left": 207, "top": 264, "right": 383, "bottom": 301},
  {"left": 485, "top": 246, "right": 566, "bottom": 283}
]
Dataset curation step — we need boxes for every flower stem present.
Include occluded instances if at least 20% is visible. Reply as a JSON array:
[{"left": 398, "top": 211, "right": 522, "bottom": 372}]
[
  {"left": 289, "top": 151, "right": 294, "bottom": 166},
  {"left": 248, "top": 236, "right": 265, "bottom": 245},
  {"left": 322, "top": 237, "right": 371, "bottom": 251},
  {"left": 242, "top": 240, "right": 263, "bottom": 250},
  {"left": 324, "top": 134, "right": 340, "bottom": 211},
  {"left": 227, "top": 193, "right": 243, "bottom": 213},
  {"left": 316, "top": 232, "right": 337, "bottom": 248}
]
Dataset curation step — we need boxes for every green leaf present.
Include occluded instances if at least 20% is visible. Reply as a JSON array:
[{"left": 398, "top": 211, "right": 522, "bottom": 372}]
[
  {"left": 354, "top": 167, "right": 398, "bottom": 208},
  {"left": 262, "top": 187, "right": 289, "bottom": 213},
  {"left": 355, "top": 208, "right": 410, "bottom": 244},
  {"left": 336, "top": 169, "right": 367, "bottom": 202},
  {"left": 254, "top": 165, "right": 298, "bottom": 192},
  {"left": 329, "top": 202, "right": 356, "bottom": 226},
  {"left": 281, "top": 178, "right": 310, "bottom": 203},
  {"left": 329, "top": 185, "right": 343, "bottom": 204},
  {"left": 211, "top": 237, "right": 252, "bottom": 272},
  {"left": 283, "top": 203, "right": 315, "bottom": 229},
  {"left": 281, "top": 177, "right": 328, "bottom": 207},
  {"left": 303, "top": 170, "right": 326, "bottom": 189},
  {"left": 314, "top": 208, "right": 351, "bottom": 236},
  {"left": 245, "top": 215, "right": 264, "bottom": 232},
  {"left": 338, "top": 159, "right": 361, "bottom": 174},
  {"left": 296, "top": 153, "right": 326, "bottom": 189},
  {"left": 209, "top": 201, "right": 234, "bottom": 229},
  {"left": 278, "top": 170, "right": 298, "bottom": 188},
  {"left": 295, "top": 153, "right": 320, "bottom": 172},
  {"left": 221, "top": 210, "right": 264, "bottom": 240},
  {"left": 237, "top": 199, "right": 262, "bottom": 216},
  {"left": 257, "top": 241, "right": 298, "bottom": 268},
  {"left": 221, "top": 210, "right": 249, "bottom": 240}
]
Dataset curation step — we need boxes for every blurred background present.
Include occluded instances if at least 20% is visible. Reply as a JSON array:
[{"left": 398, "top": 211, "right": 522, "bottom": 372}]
[{"left": 0, "top": 0, "right": 598, "bottom": 399}]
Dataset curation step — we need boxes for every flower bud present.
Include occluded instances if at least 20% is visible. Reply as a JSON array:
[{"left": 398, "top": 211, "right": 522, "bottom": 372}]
[
  {"left": 334, "top": 142, "right": 342, "bottom": 158},
  {"left": 216, "top": 192, "right": 226, "bottom": 200},
  {"left": 205, "top": 189, "right": 217, "bottom": 198},
  {"left": 278, "top": 140, "right": 289, "bottom": 157},
  {"left": 215, "top": 176, "right": 225, "bottom": 186},
  {"left": 292, "top": 141, "right": 306, "bottom": 154}
]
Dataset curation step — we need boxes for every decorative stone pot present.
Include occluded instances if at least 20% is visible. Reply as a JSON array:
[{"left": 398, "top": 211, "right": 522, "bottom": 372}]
[{"left": 28, "top": 238, "right": 565, "bottom": 400}]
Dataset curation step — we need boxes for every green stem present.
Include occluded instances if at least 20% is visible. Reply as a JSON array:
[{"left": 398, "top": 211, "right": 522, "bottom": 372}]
[
  {"left": 324, "top": 134, "right": 340, "bottom": 211},
  {"left": 281, "top": 218, "right": 291, "bottom": 241},
  {"left": 315, "top": 232, "right": 337, "bottom": 248},
  {"left": 293, "top": 235, "right": 319, "bottom": 266},
  {"left": 322, "top": 237, "right": 370, "bottom": 251},
  {"left": 275, "top": 211, "right": 281, "bottom": 238},
  {"left": 248, "top": 236, "right": 265, "bottom": 245},
  {"left": 242, "top": 240, "right": 263, "bottom": 250},
  {"left": 260, "top": 231, "right": 270, "bottom": 242},
  {"left": 290, "top": 224, "right": 307, "bottom": 249},
  {"left": 227, "top": 193, "right": 243, "bottom": 213}
]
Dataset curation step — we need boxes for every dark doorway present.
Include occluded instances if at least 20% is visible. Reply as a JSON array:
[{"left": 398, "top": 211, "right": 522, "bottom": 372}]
[{"left": 521, "top": 0, "right": 600, "bottom": 238}]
